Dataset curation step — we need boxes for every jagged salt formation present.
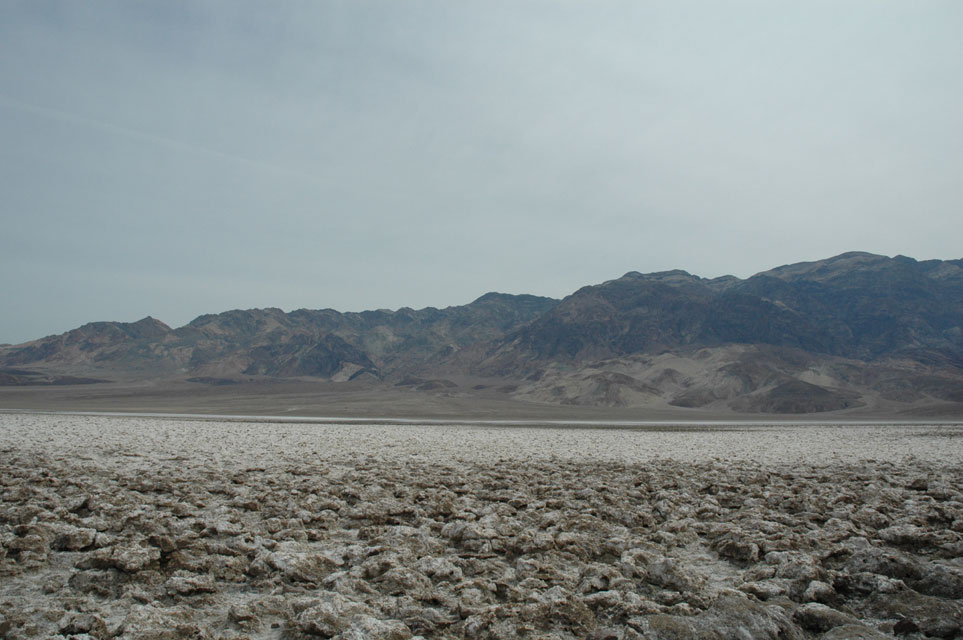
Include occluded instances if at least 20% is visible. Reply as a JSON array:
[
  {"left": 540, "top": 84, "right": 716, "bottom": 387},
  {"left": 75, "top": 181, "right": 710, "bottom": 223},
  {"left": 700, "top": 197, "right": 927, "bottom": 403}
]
[{"left": 1, "top": 415, "right": 962, "bottom": 639}]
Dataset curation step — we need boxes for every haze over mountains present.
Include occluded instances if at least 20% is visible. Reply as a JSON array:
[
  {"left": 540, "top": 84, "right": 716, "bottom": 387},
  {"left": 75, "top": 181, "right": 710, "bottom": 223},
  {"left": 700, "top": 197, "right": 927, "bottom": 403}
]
[{"left": 3, "top": 252, "right": 962, "bottom": 416}]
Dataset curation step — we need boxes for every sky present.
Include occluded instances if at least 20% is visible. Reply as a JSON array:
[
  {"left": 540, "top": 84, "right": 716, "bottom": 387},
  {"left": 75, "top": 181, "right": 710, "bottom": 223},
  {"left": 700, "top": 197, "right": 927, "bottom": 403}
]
[{"left": 2, "top": 1, "right": 962, "bottom": 344}]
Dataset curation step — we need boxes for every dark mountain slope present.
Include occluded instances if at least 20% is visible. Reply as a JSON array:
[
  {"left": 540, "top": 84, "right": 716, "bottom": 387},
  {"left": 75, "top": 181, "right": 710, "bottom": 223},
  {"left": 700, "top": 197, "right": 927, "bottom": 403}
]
[
  {"left": 477, "top": 252, "right": 963, "bottom": 375},
  {"left": 741, "top": 252, "right": 963, "bottom": 361}
]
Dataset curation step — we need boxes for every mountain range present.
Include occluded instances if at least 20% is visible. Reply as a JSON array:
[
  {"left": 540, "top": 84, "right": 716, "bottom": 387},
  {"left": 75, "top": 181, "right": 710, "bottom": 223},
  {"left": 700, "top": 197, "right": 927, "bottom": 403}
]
[{"left": 2, "top": 252, "right": 962, "bottom": 416}]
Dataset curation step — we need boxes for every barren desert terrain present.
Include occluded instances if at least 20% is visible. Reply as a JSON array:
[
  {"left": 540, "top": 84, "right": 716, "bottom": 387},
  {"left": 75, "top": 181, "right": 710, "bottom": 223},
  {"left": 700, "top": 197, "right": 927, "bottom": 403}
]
[{"left": 2, "top": 413, "right": 962, "bottom": 639}]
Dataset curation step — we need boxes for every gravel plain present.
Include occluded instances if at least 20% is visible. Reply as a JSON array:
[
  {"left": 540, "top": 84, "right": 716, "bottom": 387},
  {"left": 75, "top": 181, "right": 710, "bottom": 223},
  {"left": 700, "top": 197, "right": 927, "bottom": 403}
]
[{"left": 1, "top": 412, "right": 962, "bottom": 639}]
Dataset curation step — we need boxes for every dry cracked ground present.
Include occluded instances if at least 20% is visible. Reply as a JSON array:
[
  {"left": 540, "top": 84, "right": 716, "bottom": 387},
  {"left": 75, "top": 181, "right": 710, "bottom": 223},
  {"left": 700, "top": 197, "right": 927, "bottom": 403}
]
[{"left": 1, "top": 414, "right": 963, "bottom": 640}]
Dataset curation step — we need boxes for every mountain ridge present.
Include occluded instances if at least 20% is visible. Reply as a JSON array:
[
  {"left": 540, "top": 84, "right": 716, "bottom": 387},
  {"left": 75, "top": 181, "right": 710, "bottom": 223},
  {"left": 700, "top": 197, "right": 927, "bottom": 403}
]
[{"left": 2, "top": 252, "right": 962, "bottom": 416}]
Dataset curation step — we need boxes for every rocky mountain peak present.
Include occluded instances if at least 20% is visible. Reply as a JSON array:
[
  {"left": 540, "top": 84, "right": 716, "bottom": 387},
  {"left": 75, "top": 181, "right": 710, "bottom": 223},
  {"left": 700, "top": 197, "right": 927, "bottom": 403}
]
[
  {"left": 127, "top": 316, "right": 172, "bottom": 338},
  {"left": 756, "top": 251, "right": 892, "bottom": 282}
]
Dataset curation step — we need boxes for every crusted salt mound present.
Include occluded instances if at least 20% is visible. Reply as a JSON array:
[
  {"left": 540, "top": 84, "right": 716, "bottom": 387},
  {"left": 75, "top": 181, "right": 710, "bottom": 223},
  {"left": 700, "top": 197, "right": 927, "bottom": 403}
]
[{"left": 1, "top": 414, "right": 961, "bottom": 638}]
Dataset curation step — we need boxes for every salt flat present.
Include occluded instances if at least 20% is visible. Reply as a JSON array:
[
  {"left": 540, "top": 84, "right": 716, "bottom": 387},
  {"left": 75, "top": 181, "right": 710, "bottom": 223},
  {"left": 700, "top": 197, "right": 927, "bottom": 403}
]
[
  {"left": 3, "top": 413, "right": 961, "bottom": 468},
  {"left": 2, "top": 413, "right": 962, "bottom": 639}
]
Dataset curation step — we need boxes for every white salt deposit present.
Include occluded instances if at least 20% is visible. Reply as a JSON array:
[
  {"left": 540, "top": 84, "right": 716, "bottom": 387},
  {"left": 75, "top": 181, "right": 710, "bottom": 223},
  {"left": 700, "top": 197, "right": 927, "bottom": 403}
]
[{"left": 2, "top": 412, "right": 960, "bottom": 469}]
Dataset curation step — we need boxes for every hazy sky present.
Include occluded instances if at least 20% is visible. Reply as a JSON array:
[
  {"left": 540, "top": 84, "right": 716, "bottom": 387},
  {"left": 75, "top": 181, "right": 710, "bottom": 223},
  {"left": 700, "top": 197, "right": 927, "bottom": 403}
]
[{"left": 2, "top": 1, "right": 962, "bottom": 344}]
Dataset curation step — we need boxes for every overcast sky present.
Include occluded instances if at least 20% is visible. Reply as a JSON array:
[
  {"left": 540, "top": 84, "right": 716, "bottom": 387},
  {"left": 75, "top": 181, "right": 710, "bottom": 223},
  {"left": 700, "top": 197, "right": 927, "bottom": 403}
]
[{"left": 2, "top": 1, "right": 962, "bottom": 344}]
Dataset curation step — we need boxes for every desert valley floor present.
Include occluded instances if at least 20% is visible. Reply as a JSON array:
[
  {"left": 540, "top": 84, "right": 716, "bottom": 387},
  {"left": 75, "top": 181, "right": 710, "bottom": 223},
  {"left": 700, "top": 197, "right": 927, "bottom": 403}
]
[{"left": 2, "top": 413, "right": 962, "bottom": 639}]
